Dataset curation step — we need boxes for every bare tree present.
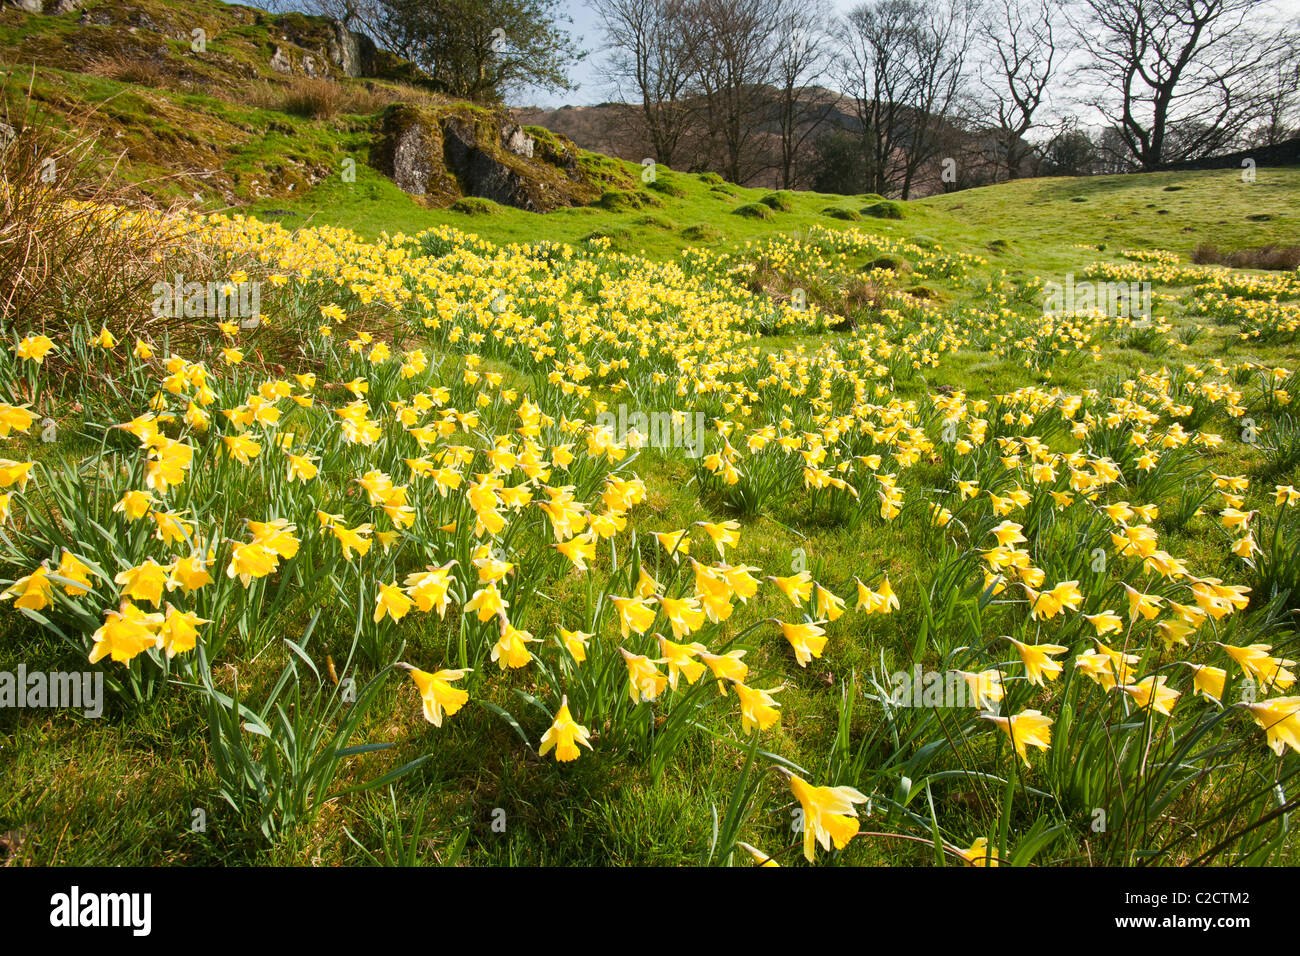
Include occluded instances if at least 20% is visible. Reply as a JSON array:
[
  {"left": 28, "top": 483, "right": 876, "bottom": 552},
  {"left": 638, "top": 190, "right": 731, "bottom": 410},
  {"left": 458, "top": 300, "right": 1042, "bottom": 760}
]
[
  {"left": 772, "top": 1, "right": 839, "bottom": 188},
  {"left": 978, "top": 0, "right": 1059, "bottom": 180},
  {"left": 1071, "top": 0, "right": 1290, "bottom": 169},
  {"left": 838, "top": 0, "right": 916, "bottom": 195},
  {"left": 267, "top": 0, "right": 385, "bottom": 37},
  {"left": 590, "top": 0, "right": 701, "bottom": 168},
  {"left": 898, "top": 0, "right": 976, "bottom": 198},
  {"left": 1253, "top": 30, "right": 1300, "bottom": 146},
  {"left": 838, "top": 0, "right": 975, "bottom": 199},
  {"left": 689, "top": 0, "right": 787, "bottom": 184}
]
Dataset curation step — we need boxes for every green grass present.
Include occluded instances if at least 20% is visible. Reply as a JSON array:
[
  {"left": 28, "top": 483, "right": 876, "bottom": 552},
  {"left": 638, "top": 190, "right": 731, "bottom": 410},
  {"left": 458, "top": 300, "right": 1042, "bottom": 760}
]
[{"left": 250, "top": 159, "right": 1300, "bottom": 270}]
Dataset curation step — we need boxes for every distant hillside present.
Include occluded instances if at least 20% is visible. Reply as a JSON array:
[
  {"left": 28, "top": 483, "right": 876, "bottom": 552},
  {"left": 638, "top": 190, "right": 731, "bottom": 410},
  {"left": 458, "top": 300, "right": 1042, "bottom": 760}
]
[{"left": 519, "top": 88, "right": 978, "bottom": 194}]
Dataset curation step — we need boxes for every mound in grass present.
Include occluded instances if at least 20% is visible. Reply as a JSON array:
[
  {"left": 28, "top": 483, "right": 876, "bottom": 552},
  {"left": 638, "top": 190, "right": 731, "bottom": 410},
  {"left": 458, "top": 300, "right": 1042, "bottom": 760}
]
[
  {"left": 760, "top": 191, "right": 796, "bottom": 212},
  {"left": 597, "top": 189, "right": 660, "bottom": 212},
  {"left": 449, "top": 197, "right": 503, "bottom": 215},
  {"left": 858, "top": 192, "right": 886, "bottom": 203},
  {"left": 681, "top": 223, "right": 723, "bottom": 242},
  {"left": 634, "top": 215, "right": 677, "bottom": 231},
  {"left": 861, "top": 200, "right": 904, "bottom": 220},
  {"left": 823, "top": 206, "right": 861, "bottom": 221},
  {"left": 698, "top": 172, "right": 725, "bottom": 185},
  {"left": 583, "top": 227, "right": 632, "bottom": 243},
  {"left": 864, "top": 254, "right": 911, "bottom": 273},
  {"left": 733, "top": 202, "right": 774, "bottom": 220},
  {"left": 648, "top": 177, "right": 688, "bottom": 198}
]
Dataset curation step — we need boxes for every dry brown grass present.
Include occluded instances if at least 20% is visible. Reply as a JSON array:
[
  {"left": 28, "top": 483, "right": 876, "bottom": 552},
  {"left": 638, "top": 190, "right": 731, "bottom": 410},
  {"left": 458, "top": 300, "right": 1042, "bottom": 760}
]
[
  {"left": 244, "top": 76, "right": 452, "bottom": 120},
  {"left": 0, "top": 82, "right": 205, "bottom": 353},
  {"left": 87, "top": 55, "right": 171, "bottom": 90},
  {"left": 1192, "top": 242, "right": 1300, "bottom": 271}
]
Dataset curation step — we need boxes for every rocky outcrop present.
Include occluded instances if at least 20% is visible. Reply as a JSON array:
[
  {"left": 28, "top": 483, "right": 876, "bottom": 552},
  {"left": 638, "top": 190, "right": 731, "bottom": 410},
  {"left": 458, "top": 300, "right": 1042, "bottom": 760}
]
[
  {"left": 371, "top": 105, "right": 612, "bottom": 212},
  {"left": 6, "top": 0, "right": 423, "bottom": 86},
  {"left": 274, "top": 14, "right": 381, "bottom": 79},
  {"left": 4, "top": 0, "right": 83, "bottom": 13}
]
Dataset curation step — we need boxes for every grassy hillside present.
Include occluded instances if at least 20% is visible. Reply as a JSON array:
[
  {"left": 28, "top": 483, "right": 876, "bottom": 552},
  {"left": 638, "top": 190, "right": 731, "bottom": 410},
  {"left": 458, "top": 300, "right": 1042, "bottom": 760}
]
[
  {"left": 0, "top": 0, "right": 628, "bottom": 207},
  {"left": 254, "top": 157, "right": 1300, "bottom": 266}
]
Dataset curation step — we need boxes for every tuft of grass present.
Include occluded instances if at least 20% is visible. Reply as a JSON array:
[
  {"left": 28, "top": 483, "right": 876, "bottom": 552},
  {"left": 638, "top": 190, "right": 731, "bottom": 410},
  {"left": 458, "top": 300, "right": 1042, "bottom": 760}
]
[
  {"left": 280, "top": 77, "right": 344, "bottom": 120},
  {"left": 681, "top": 223, "right": 723, "bottom": 243}
]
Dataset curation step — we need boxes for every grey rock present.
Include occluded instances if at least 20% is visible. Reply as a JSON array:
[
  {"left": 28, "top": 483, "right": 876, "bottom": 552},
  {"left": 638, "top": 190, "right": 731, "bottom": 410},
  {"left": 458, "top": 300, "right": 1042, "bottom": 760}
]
[
  {"left": 502, "top": 124, "right": 534, "bottom": 159},
  {"left": 442, "top": 117, "right": 537, "bottom": 211},
  {"left": 327, "top": 20, "right": 377, "bottom": 77},
  {"left": 269, "top": 46, "right": 292, "bottom": 75},
  {"left": 383, "top": 117, "right": 435, "bottom": 196}
]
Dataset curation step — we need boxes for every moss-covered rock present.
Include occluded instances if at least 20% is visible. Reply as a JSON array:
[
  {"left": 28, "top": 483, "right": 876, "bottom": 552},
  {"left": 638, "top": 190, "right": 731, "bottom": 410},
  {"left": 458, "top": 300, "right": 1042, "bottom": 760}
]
[
  {"left": 371, "top": 103, "right": 615, "bottom": 211},
  {"left": 449, "top": 196, "right": 502, "bottom": 215}
]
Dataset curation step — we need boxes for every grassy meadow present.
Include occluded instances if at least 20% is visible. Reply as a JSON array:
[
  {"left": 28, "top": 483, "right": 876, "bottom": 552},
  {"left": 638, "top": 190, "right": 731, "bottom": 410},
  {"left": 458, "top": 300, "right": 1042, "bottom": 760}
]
[{"left": 2, "top": 104, "right": 1300, "bottom": 867}]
